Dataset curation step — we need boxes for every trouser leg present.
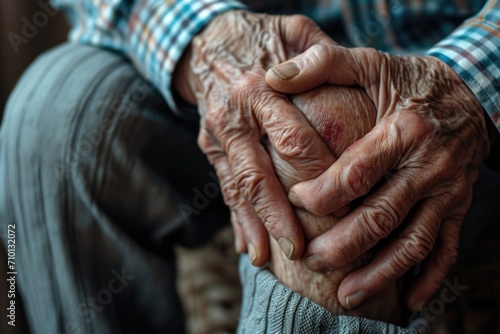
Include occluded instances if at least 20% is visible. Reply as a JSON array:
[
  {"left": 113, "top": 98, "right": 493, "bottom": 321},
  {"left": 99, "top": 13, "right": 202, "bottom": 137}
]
[{"left": 0, "top": 43, "right": 229, "bottom": 334}]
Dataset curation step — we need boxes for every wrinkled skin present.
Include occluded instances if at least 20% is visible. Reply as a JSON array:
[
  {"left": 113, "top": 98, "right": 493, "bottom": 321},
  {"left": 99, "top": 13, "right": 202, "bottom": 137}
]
[
  {"left": 173, "top": 10, "right": 403, "bottom": 318},
  {"left": 174, "top": 10, "right": 341, "bottom": 265},
  {"left": 266, "top": 46, "right": 492, "bottom": 311},
  {"left": 266, "top": 85, "right": 401, "bottom": 322},
  {"left": 173, "top": 9, "right": 405, "bottom": 319},
  {"left": 173, "top": 9, "right": 492, "bottom": 313}
]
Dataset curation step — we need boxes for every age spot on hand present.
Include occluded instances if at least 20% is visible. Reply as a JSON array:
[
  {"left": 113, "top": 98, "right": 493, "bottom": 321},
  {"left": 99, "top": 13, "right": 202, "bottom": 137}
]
[{"left": 320, "top": 121, "right": 343, "bottom": 150}]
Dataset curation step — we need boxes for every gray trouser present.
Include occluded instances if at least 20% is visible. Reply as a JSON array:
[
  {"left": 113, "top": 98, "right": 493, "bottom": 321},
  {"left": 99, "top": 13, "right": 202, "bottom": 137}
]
[
  {"left": 1, "top": 43, "right": 499, "bottom": 334},
  {"left": 0, "top": 43, "right": 230, "bottom": 334}
]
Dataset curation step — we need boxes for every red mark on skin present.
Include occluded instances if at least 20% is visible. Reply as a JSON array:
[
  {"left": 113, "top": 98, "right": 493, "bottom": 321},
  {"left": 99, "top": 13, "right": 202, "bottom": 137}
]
[{"left": 320, "top": 122, "right": 343, "bottom": 150}]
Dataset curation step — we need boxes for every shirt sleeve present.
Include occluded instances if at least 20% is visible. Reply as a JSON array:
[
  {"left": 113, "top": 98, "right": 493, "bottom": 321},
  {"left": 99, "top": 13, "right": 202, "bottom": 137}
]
[
  {"left": 51, "top": 0, "right": 248, "bottom": 116},
  {"left": 426, "top": 0, "right": 500, "bottom": 133}
]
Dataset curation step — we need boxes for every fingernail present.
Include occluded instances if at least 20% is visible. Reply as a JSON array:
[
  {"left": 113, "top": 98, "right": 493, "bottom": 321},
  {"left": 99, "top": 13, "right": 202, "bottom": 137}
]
[
  {"left": 305, "top": 255, "right": 332, "bottom": 272},
  {"left": 288, "top": 191, "right": 303, "bottom": 208},
  {"left": 271, "top": 62, "right": 300, "bottom": 80},
  {"left": 345, "top": 291, "right": 366, "bottom": 310},
  {"left": 248, "top": 243, "right": 257, "bottom": 264},
  {"left": 278, "top": 238, "right": 294, "bottom": 259}
]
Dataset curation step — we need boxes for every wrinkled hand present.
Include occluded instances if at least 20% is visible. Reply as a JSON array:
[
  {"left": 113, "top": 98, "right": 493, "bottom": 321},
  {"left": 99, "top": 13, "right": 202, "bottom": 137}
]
[
  {"left": 265, "top": 45, "right": 492, "bottom": 310},
  {"left": 173, "top": 11, "right": 336, "bottom": 265},
  {"left": 266, "top": 85, "right": 401, "bottom": 322}
]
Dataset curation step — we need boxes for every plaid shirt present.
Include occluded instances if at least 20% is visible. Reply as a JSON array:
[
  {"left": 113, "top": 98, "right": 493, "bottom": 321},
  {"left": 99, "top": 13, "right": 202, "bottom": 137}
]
[{"left": 51, "top": 0, "right": 500, "bottom": 132}]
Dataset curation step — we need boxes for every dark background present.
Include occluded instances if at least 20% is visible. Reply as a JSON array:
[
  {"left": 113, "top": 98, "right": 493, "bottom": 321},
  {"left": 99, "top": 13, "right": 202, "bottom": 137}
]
[{"left": 0, "top": 0, "right": 69, "bottom": 119}]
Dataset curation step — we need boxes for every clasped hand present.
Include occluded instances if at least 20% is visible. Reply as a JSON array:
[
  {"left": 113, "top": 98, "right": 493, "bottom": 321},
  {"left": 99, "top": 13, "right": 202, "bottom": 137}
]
[{"left": 173, "top": 10, "right": 492, "bottom": 312}]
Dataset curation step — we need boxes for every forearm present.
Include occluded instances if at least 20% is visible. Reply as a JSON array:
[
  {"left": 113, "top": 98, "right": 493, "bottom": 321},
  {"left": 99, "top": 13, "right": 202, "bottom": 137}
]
[{"left": 427, "top": 0, "right": 500, "bottom": 166}]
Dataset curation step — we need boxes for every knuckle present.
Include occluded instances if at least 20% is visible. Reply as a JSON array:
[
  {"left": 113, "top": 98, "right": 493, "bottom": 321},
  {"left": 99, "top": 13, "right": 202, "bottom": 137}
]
[
  {"left": 360, "top": 203, "right": 398, "bottom": 241},
  {"left": 219, "top": 178, "right": 240, "bottom": 207},
  {"left": 289, "top": 14, "right": 317, "bottom": 29},
  {"left": 274, "top": 124, "right": 316, "bottom": 160},
  {"left": 235, "top": 204, "right": 258, "bottom": 228},
  {"left": 203, "top": 106, "right": 232, "bottom": 136},
  {"left": 364, "top": 47, "right": 381, "bottom": 59},
  {"left": 285, "top": 14, "right": 326, "bottom": 46},
  {"left": 253, "top": 205, "right": 280, "bottom": 235},
  {"left": 342, "top": 163, "right": 372, "bottom": 199},
  {"left": 196, "top": 130, "right": 212, "bottom": 153},
  {"left": 431, "top": 194, "right": 453, "bottom": 217},
  {"left": 232, "top": 74, "right": 261, "bottom": 101},
  {"left": 196, "top": 135, "right": 226, "bottom": 166},
  {"left": 392, "top": 112, "right": 431, "bottom": 142},
  {"left": 358, "top": 48, "right": 382, "bottom": 66},
  {"left": 202, "top": 75, "right": 265, "bottom": 139},
  {"left": 432, "top": 193, "right": 455, "bottom": 215},
  {"left": 401, "top": 234, "right": 433, "bottom": 265},
  {"left": 258, "top": 204, "right": 282, "bottom": 235},
  {"left": 381, "top": 119, "right": 402, "bottom": 144},
  {"left": 305, "top": 43, "right": 333, "bottom": 65},
  {"left": 234, "top": 167, "right": 267, "bottom": 203}
]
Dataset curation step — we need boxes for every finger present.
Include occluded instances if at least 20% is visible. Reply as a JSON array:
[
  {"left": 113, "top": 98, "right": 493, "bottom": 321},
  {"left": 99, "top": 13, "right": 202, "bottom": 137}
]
[
  {"left": 265, "top": 44, "right": 381, "bottom": 95},
  {"left": 305, "top": 164, "right": 430, "bottom": 272},
  {"left": 259, "top": 109, "right": 335, "bottom": 190},
  {"left": 223, "top": 77, "right": 336, "bottom": 259},
  {"left": 278, "top": 14, "right": 337, "bottom": 58},
  {"left": 231, "top": 211, "right": 245, "bottom": 253},
  {"left": 288, "top": 115, "right": 424, "bottom": 216},
  {"left": 405, "top": 182, "right": 475, "bottom": 311},
  {"left": 199, "top": 129, "right": 270, "bottom": 265},
  {"left": 236, "top": 203, "right": 270, "bottom": 267},
  {"left": 405, "top": 215, "right": 463, "bottom": 312},
  {"left": 216, "top": 158, "right": 270, "bottom": 266},
  {"left": 335, "top": 195, "right": 450, "bottom": 310},
  {"left": 225, "top": 131, "right": 303, "bottom": 260},
  {"left": 238, "top": 74, "right": 334, "bottom": 181}
]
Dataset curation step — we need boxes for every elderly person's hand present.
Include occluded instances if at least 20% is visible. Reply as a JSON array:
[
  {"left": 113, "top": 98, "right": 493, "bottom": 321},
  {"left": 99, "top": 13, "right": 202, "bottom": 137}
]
[
  {"left": 265, "top": 45, "right": 492, "bottom": 311},
  {"left": 173, "top": 11, "right": 336, "bottom": 265},
  {"left": 266, "top": 85, "right": 401, "bottom": 323}
]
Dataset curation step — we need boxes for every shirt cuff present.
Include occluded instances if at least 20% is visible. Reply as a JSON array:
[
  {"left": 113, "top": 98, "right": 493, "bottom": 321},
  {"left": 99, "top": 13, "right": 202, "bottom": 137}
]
[
  {"left": 426, "top": 7, "right": 500, "bottom": 134},
  {"left": 128, "top": 0, "right": 248, "bottom": 116}
]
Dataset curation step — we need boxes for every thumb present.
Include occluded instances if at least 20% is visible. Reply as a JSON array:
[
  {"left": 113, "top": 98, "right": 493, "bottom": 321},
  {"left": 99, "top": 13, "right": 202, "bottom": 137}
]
[{"left": 265, "top": 45, "right": 381, "bottom": 95}]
